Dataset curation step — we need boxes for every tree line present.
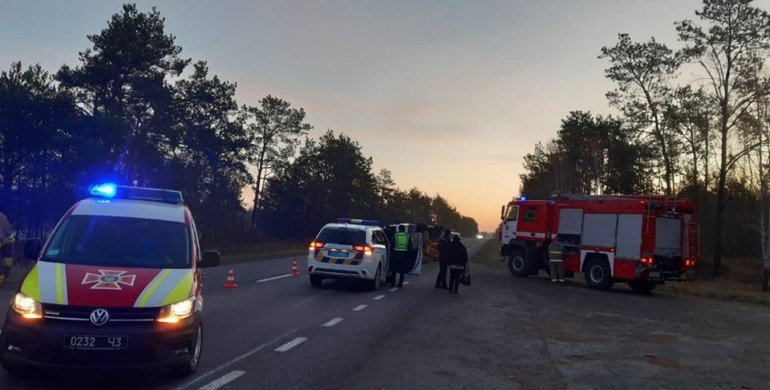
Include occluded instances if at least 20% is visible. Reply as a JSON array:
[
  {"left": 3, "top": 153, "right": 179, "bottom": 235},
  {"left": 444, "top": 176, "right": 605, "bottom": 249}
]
[
  {"left": 0, "top": 4, "right": 478, "bottom": 247},
  {"left": 519, "top": 0, "right": 770, "bottom": 288}
]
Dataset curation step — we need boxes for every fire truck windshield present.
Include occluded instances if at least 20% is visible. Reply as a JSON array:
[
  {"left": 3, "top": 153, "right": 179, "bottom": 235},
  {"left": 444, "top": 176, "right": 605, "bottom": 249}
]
[{"left": 505, "top": 205, "right": 518, "bottom": 221}]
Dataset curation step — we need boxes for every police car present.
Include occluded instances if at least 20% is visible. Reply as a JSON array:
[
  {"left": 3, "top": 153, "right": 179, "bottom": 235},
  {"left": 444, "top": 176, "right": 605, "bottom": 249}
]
[
  {"left": 0, "top": 184, "right": 220, "bottom": 376},
  {"left": 307, "top": 219, "right": 390, "bottom": 290}
]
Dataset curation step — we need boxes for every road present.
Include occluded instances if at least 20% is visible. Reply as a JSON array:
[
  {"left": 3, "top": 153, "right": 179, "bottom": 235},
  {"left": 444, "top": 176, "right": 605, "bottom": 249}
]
[{"left": 1, "top": 238, "right": 769, "bottom": 389}]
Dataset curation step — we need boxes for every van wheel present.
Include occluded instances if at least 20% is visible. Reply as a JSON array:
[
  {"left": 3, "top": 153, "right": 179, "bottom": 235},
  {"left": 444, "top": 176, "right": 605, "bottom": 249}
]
[
  {"left": 310, "top": 275, "right": 323, "bottom": 287},
  {"left": 172, "top": 324, "right": 202, "bottom": 378},
  {"left": 585, "top": 257, "right": 613, "bottom": 290},
  {"left": 628, "top": 279, "right": 657, "bottom": 294},
  {"left": 367, "top": 265, "right": 382, "bottom": 291},
  {"left": 508, "top": 250, "right": 530, "bottom": 277}
]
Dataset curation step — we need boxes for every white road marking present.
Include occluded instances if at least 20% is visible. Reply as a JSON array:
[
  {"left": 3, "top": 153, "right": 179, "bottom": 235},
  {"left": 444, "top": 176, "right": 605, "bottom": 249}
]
[
  {"left": 403, "top": 281, "right": 410, "bottom": 285},
  {"left": 257, "top": 274, "right": 292, "bottom": 283},
  {"left": 198, "top": 370, "right": 246, "bottom": 390},
  {"left": 353, "top": 304, "right": 368, "bottom": 312},
  {"left": 323, "top": 318, "right": 344, "bottom": 327},
  {"left": 172, "top": 328, "right": 298, "bottom": 390},
  {"left": 275, "top": 337, "right": 307, "bottom": 352},
  {"left": 373, "top": 295, "right": 385, "bottom": 301},
  {"left": 389, "top": 287, "right": 399, "bottom": 292}
]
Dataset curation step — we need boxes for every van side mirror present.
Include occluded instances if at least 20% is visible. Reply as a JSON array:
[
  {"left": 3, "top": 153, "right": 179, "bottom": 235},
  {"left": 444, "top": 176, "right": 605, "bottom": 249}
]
[
  {"left": 24, "top": 238, "right": 42, "bottom": 260},
  {"left": 199, "top": 250, "right": 221, "bottom": 268}
]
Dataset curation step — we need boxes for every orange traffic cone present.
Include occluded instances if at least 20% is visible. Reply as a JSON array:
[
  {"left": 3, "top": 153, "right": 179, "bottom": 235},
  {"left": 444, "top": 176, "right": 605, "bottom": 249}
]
[
  {"left": 291, "top": 259, "right": 300, "bottom": 276},
  {"left": 223, "top": 266, "right": 238, "bottom": 288}
]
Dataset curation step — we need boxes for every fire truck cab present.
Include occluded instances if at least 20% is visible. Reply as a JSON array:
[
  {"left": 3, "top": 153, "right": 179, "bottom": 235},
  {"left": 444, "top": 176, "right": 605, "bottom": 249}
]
[{"left": 499, "top": 194, "right": 699, "bottom": 293}]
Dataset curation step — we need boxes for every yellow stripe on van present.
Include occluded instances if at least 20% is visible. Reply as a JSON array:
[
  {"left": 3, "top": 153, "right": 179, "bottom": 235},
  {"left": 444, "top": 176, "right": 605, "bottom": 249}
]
[
  {"left": 137, "top": 269, "right": 171, "bottom": 307},
  {"left": 55, "top": 263, "right": 65, "bottom": 304},
  {"left": 161, "top": 271, "right": 193, "bottom": 306},
  {"left": 20, "top": 263, "right": 41, "bottom": 301}
]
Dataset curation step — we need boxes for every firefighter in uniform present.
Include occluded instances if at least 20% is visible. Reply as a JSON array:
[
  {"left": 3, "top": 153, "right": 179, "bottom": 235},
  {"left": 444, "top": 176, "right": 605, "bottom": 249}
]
[
  {"left": 391, "top": 224, "right": 411, "bottom": 287},
  {"left": 548, "top": 235, "right": 565, "bottom": 283},
  {"left": 0, "top": 212, "right": 14, "bottom": 284}
]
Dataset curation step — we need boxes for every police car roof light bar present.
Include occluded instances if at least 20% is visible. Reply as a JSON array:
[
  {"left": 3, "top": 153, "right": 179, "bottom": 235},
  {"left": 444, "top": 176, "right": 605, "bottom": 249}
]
[
  {"left": 336, "top": 218, "right": 380, "bottom": 226},
  {"left": 89, "top": 183, "right": 184, "bottom": 204}
]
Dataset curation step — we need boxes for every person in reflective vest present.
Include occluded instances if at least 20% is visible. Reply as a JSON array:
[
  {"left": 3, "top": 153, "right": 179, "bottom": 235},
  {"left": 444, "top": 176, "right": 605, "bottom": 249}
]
[
  {"left": 548, "top": 235, "right": 565, "bottom": 283},
  {"left": 390, "top": 225, "right": 412, "bottom": 287},
  {"left": 0, "top": 212, "right": 14, "bottom": 284}
]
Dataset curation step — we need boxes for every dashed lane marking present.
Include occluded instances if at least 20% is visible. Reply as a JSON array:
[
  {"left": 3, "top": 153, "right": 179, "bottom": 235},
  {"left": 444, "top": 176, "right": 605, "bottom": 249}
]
[
  {"left": 353, "top": 304, "right": 368, "bottom": 312},
  {"left": 373, "top": 295, "right": 385, "bottom": 300},
  {"left": 388, "top": 287, "right": 399, "bottom": 292},
  {"left": 403, "top": 281, "right": 410, "bottom": 285},
  {"left": 323, "top": 318, "right": 344, "bottom": 327},
  {"left": 172, "top": 328, "right": 298, "bottom": 390},
  {"left": 257, "top": 274, "right": 292, "bottom": 283},
  {"left": 198, "top": 370, "right": 246, "bottom": 390},
  {"left": 275, "top": 337, "right": 307, "bottom": 353}
]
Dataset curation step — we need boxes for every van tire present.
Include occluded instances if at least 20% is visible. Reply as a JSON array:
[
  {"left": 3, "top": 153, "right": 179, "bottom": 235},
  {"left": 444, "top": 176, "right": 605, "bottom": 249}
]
[
  {"left": 584, "top": 257, "right": 613, "bottom": 290},
  {"left": 172, "top": 323, "right": 202, "bottom": 378}
]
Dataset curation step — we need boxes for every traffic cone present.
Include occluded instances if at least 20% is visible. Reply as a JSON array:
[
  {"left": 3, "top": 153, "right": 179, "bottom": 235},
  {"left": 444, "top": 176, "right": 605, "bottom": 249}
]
[
  {"left": 223, "top": 266, "right": 238, "bottom": 288},
  {"left": 291, "top": 259, "right": 300, "bottom": 276}
]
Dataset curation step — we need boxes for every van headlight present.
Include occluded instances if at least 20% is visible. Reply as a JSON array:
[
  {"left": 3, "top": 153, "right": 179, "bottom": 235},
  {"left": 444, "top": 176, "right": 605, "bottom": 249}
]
[
  {"left": 12, "top": 292, "right": 42, "bottom": 319},
  {"left": 157, "top": 297, "right": 195, "bottom": 323}
]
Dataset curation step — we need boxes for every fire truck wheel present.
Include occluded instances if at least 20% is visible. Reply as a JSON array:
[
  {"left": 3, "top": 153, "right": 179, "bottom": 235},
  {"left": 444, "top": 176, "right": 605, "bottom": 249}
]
[
  {"left": 628, "top": 279, "right": 657, "bottom": 294},
  {"left": 585, "top": 257, "right": 613, "bottom": 290},
  {"left": 508, "top": 250, "right": 530, "bottom": 277}
]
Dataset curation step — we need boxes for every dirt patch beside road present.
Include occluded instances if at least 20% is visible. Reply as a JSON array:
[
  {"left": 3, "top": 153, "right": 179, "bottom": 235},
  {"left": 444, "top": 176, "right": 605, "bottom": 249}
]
[{"left": 341, "top": 240, "right": 770, "bottom": 390}]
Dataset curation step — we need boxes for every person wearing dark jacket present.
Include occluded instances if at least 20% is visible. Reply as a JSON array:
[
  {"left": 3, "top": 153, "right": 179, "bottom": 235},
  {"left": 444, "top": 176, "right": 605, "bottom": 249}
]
[
  {"left": 435, "top": 229, "right": 451, "bottom": 289},
  {"left": 446, "top": 235, "right": 468, "bottom": 294}
]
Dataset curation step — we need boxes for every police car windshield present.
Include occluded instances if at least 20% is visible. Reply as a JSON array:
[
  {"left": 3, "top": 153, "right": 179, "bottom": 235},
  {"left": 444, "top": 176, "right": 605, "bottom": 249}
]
[
  {"left": 317, "top": 227, "right": 366, "bottom": 245},
  {"left": 42, "top": 215, "right": 191, "bottom": 269}
]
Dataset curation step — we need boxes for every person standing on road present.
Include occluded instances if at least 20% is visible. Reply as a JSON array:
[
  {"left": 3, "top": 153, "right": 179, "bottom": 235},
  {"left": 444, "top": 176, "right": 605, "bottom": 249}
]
[
  {"left": 447, "top": 235, "right": 468, "bottom": 294},
  {"left": 0, "top": 212, "right": 15, "bottom": 284},
  {"left": 435, "top": 229, "right": 451, "bottom": 289},
  {"left": 391, "top": 225, "right": 412, "bottom": 287},
  {"left": 548, "top": 235, "right": 565, "bottom": 283}
]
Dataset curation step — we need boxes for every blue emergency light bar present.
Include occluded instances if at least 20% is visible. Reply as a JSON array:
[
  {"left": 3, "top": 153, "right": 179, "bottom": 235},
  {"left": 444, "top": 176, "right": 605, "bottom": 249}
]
[
  {"left": 336, "top": 218, "right": 380, "bottom": 226},
  {"left": 89, "top": 183, "right": 184, "bottom": 204}
]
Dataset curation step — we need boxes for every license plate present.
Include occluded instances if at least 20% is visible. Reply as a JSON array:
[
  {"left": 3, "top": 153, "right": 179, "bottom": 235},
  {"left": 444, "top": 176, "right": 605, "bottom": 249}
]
[
  {"left": 64, "top": 335, "right": 128, "bottom": 350},
  {"left": 328, "top": 250, "right": 347, "bottom": 258},
  {"left": 649, "top": 271, "right": 661, "bottom": 279}
]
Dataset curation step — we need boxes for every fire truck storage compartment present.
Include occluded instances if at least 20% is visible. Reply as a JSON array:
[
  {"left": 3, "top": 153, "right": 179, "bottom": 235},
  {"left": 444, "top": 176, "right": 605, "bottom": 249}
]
[
  {"left": 581, "top": 214, "right": 617, "bottom": 248},
  {"left": 616, "top": 214, "right": 643, "bottom": 260},
  {"left": 558, "top": 208, "right": 583, "bottom": 245},
  {"left": 655, "top": 218, "right": 682, "bottom": 257}
]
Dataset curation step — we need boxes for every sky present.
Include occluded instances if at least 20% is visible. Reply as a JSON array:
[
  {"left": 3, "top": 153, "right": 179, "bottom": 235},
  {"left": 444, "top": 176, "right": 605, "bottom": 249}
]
[{"left": 3, "top": 0, "right": 770, "bottom": 232}]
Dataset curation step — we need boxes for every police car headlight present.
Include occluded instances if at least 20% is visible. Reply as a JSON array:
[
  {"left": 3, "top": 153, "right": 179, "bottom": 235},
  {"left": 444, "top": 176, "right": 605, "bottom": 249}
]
[
  {"left": 157, "top": 297, "right": 195, "bottom": 323},
  {"left": 12, "top": 292, "right": 42, "bottom": 319}
]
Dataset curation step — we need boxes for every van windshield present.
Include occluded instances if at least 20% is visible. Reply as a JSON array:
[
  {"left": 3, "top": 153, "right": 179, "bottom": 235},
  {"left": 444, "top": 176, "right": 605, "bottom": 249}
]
[{"left": 42, "top": 215, "right": 191, "bottom": 269}]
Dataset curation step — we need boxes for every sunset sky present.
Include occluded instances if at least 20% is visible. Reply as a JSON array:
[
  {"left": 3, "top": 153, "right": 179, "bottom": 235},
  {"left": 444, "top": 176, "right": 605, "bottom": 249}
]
[{"left": 4, "top": 0, "right": 770, "bottom": 231}]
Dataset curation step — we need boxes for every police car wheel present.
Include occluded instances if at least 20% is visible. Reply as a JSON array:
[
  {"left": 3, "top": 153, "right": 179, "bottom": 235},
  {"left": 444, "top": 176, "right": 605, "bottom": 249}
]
[
  {"left": 173, "top": 324, "right": 202, "bottom": 378},
  {"left": 367, "top": 265, "right": 382, "bottom": 291},
  {"left": 310, "top": 274, "right": 323, "bottom": 287}
]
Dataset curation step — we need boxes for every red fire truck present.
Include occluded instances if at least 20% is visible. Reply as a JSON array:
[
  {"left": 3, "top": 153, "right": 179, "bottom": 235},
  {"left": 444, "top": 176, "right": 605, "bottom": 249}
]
[{"left": 498, "top": 194, "right": 699, "bottom": 293}]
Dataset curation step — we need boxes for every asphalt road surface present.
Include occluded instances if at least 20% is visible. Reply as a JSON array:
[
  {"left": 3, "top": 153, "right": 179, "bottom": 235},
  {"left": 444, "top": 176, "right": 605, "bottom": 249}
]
[{"left": 1, "top": 239, "right": 769, "bottom": 390}]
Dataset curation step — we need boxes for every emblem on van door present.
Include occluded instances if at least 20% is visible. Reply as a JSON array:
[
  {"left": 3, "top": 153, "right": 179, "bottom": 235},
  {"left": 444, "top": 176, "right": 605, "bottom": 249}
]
[
  {"left": 82, "top": 270, "right": 137, "bottom": 290},
  {"left": 90, "top": 309, "right": 110, "bottom": 326}
]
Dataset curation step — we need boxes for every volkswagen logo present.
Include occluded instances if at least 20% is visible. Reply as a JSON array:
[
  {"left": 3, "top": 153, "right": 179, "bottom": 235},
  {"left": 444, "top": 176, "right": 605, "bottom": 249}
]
[{"left": 89, "top": 309, "right": 110, "bottom": 326}]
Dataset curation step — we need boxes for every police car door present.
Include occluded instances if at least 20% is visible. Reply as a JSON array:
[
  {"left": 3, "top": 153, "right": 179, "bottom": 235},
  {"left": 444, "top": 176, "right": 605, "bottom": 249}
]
[{"left": 371, "top": 230, "right": 389, "bottom": 272}]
